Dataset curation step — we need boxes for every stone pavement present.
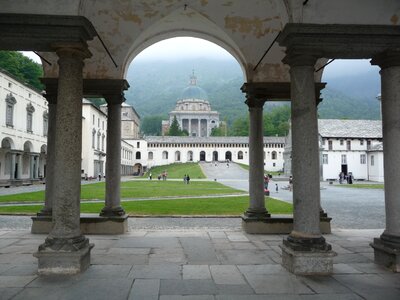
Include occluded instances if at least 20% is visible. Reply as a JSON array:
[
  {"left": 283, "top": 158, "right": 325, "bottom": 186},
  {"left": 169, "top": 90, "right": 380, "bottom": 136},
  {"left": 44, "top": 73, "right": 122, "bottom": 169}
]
[{"left": 0, "top": 228, "right": 399, "bottom": 299}]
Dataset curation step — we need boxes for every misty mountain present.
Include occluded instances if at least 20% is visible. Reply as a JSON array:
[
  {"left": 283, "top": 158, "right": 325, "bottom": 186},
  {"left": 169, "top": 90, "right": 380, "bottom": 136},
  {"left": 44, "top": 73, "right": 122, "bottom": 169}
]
[{"left": 124, "top": 58, "right": 381, "bottom": 124}]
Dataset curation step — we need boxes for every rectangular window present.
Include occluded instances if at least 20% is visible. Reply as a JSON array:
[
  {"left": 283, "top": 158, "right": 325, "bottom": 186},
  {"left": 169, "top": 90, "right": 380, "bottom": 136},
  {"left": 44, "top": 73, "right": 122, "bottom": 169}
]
[
  {"left": 92, "top": 132, "right": 95, "bottom": 148},
  {"left": 137, "top": 142, "right": 140, "bottom": 148},
  {"left": 371, "top": 155, "right": 375, "bottom": 166},
  {"left": 360, "top": 154, "right": 366, "bottom": 164},
  {"left": 341, "top": 154, "right": 347, "bottom": 164},
  {"left": 6, "top": 104, "right": 13, "bottom": 126},
  {"left": 328, "top": 140, "right": 333, "bottom": 150},
  {"left": 367, "top": 140, "right": 371, "bottom": 149},
  {"left": 98, "top": 118, "right": 100, "bottom": 127},
  {"left": 102, "top": 121, "right": 104, "bottom": 130},
  {"left": 346, "top": 140, "right": 351, "bottom": 150},
  {"left": 92, "top": 115, "right": 95, "bottom": 125},
  {"left": 340, "top": 139, "right": 344, "bottom": 146},
  {"left": 322, "top": 139, "right": 325, "bottom": 145},
  {"left": 322, "top": 154, "right": 328, "bottom": 164},
  {"left": 43, "top": 117, "right": 48, "bottom": 136},
  {"left": 360, "top": 140, "right": 364, "bottom": 146},
  {"left": 27, "top": 112, "right": 33, "bottom": 132}
]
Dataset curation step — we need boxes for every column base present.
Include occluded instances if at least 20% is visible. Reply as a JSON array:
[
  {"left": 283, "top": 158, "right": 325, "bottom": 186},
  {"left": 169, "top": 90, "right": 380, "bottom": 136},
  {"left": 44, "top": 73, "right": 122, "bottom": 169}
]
[
  {"left": 241, "top": 215, "right": 331, "bottom": 234},
  {"left": 34, "top": 235, "right": 93, "bottom": 275},
  {"left": 280, "top": 243, "right": 336, "bottom": 275},
  {"left": 100, "top": 206, "right": 126, "bottom": 217},
  {"left": 370, "top": 233, "right": 400, "bottom": 272},
  {"left": 31, "top": 214, "right": 129, "bottom": 234}
]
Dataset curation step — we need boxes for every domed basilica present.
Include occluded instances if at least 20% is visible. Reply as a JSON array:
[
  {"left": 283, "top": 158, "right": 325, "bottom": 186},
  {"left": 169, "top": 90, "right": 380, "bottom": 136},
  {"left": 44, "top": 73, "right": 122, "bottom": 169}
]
[{"left": 162, "top": 72, "right": 220, "bottom": 137}]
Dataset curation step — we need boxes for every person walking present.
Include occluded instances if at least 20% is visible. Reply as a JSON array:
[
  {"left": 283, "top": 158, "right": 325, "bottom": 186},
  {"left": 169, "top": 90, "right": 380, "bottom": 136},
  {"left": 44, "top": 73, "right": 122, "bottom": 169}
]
[
  {"left": 289, "top": 175, "right": 293, "bottom": 191},
  {"left": 183, "top": 174, "right": 187, "bottom": 184},
  {"left": 149, "top": 172, "right": 152, "bottom": 180},
  {"left": 186, "top": 174, "right": 190, "bottom": 184}
]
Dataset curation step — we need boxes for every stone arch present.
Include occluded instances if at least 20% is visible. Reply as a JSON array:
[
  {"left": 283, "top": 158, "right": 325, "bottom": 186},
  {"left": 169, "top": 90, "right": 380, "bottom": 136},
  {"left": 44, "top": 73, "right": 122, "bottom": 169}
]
[
  {"left": 122, "top": 7, "right": 248, "bottom": 81},
  {"left": 272, "top": 151, "right": 277, "bottom": 160},
  {"left": 199, "top": 151, "right": 206, "bottom": 161},
  {"left": 136, "top": 151, "right": 141, "bottom": 159},
  {"left": 187, "top": 151, "right": 193, "bottom": 162},
  {"left": 225, "top": 151, "right": 232, "bottom": 161},
  {"left": 162, "top": 151, "right": 168, "bottom": 160},
  {"left": 213, "top": 151, "right": 218, "bottom": 162},
  {"left": 175, "top": 151, "right": 181, "bottom": 162},
  {"left": 238, "top": 151, "right": 243, "bottom": 160},
  {"left": 1, "top": 137, "right": 14, "bottom": 150},
  {"left": 23, "top": 141, "right": 33, "bottom": 153}
]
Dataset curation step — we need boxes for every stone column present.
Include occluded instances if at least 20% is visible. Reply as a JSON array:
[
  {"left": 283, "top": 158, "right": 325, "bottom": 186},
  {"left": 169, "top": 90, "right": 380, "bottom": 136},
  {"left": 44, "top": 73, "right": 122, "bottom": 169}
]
[
  {"left": 34, "top": 45, "right": 92, "bottom": 275},
  {"left": 39, "top": 96, "right": 57, "bottom": 216},
  {"left": 10, "top": 152, "right": 16, "bottom": 180},
  {"left": 16, "top": 154, "right": 22, "bottom": 179},
  {"left": 370, "top": 51, "right": 400, "bottom": 272},
  {"left": 29, "top": 154, "right": 35, "bottom": 179},
  {"left": 197, "top": 119, "right": 200, "bottom": 137},
  {"left": 244, "top": 97, "right": 269, "bottom": 219},
  {"left": 280, "top": 53, "right": 335, "bottom": 275},
  {"left": 35, "top": 156, "right": 40, "bottom": 179},
  {"left": 100, "top": 95, "right": 125, "bottom": 217}
]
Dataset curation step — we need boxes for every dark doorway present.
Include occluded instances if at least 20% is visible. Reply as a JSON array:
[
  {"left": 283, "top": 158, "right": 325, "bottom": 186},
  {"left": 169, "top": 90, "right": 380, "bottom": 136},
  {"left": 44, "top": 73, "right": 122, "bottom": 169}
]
[
  {"left": 200, "top": 151, "right": 206, "bottom": 161},
  {"left": 341, "top": 164, "right": 348, "bottom": 175},
  {"left": 225, "top": 151, "right": 232, "bottom": 161},
  {"left": 213, "top": 151, "right": 218, "bottom": 162}
]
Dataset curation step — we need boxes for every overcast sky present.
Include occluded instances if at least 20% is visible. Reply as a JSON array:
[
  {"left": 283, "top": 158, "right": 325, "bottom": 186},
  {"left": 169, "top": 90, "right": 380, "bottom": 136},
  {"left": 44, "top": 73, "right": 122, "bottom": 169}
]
[{"left": 22, "top": 37, "right": 378, "bottom": 78}]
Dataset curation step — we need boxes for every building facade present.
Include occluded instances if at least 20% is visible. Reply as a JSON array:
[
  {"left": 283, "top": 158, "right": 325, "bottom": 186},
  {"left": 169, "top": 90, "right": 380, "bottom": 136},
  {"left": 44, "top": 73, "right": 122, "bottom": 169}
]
[
  {"left": 162, "top": 73, "right": 220, "bottom": 137},
  {"left": 0, "top": 69, "right": 47, "bottom": 185}
]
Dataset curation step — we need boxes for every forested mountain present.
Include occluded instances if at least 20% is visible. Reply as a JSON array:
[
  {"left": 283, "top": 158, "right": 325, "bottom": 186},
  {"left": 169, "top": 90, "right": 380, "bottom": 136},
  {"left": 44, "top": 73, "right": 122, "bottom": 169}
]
[{"left": 126, "top": 58, "right": 381, "bottom": 135}]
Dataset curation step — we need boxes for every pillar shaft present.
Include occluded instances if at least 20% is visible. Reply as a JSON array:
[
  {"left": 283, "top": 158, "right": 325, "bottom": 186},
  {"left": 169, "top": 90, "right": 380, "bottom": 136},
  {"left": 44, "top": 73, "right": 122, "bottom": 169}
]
[
  {"left": 10, "top": 153, "right": 16, "bottom": 180},
  {"left": 16, "top": 154, "right": 22, "bottom": 179},
  {"left": 101, "top": 99, "right": 125, "bottom": 216},
  {"left": 40, "top": 100, "right": 56, "bottom": 215},
  {"left": 290, "top": 63, "right": 322, "bottom": 239},
  {"left": 245, "top": 98, "right": 269, "bottom": 218},
  {"left": 47, "top": 47, "right": 87, "bottom": 242}
]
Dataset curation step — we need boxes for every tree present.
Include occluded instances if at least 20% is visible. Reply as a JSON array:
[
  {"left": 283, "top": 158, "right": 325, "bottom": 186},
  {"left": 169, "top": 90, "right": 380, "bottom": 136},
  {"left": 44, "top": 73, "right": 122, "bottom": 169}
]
[
  {"left": 140, "top": 115, "right": 164, "bottom": 136},
  {"left": 0, "top": 51, "right": 43, "bottom": 90},
  {"left": 211, "top": 122, "right": 227, "bottom": 136},
  {"left": 167, "top": 116, "right": 187, "bottom": 136}
]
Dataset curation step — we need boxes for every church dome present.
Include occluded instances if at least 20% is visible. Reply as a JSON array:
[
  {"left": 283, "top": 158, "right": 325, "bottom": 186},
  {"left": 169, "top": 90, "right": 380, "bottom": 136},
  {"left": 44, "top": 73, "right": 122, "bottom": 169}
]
[{"left": 179, "top": 72, "right": 208, "bottom": 101}]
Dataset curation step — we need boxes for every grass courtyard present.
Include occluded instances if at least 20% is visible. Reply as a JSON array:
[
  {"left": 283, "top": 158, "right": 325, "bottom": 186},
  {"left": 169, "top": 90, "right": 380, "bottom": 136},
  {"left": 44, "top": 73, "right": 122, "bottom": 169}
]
[
  {"left": 334, "top": 183, "right": 384, "bottom": 189},
  {"left": 144, "top": 162, "right": 206, "bottom": 179}
]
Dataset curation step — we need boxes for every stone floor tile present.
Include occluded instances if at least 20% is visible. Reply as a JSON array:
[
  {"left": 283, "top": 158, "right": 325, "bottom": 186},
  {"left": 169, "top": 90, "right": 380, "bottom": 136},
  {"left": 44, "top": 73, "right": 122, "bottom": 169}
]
[
  {"left": 0, "top": 276, "right": 36, "bottom": 288},
  {"left": 331, "top": 244, "right": 353, "bottom": 254},
  {"left": 238, "top": 264, "right": 286, "bottom": 276},
  {"left": 107, "top": 247, "right": 151, "bottom": 254},
  {"left": 333, "top": 253, "right": 372, "bottom": 264},
  {"left": 149, "top": 253, "right": 187, "bottom": 264},
  {"left": 216, "top": 284, "right": 254, "bottom": 295},
  {"left": 0, "top": 244, "right": 37, "bottom": 254},
  {"left": 216, "top": 249, "right": 274, "bottom": 265},
  {"left": 231, "top": 242, "right": 257, "bottom": 250},
  {"left": 128, "top": 264, "right": 182, "bottom": 279},
  {"left": 208, "top": 231, "right": 227, "bottom": 239},
  {"left": 252, "top": 240, "right": 270, "bottom": 250},
  {"left": 27, "top": 275, "right": 80, "bottom": 288},
  {"left": 226, "top": 233, "right": 249, "bottom": 242},
  {"left": 160, "top": 279, "right": 217, "bottom": 295},
  {"left": 87, "top": 239, "right": 119, "bottom": 249},
  {"left": 0, "top": 264, "right": 13, "bottom": 275},
  {"left": 376, "top": 274, "right": 400, "bottom": 289},
  {"left": 91, "top": 254, "right": 148, "bottom": 265},
  {"left": 0, "top": 239, "right": 18, "bottom": 249},
  {"left": 0, "top": 287, "right": 22, "bottom": 300},
  {"left": 4, "top": 264, "right": 37, "bottom": 276},
  {"left": 128, "top": 279, "right": 160, "bottom": 300},
  {"left": 243, "top": 274, "right": 313, "bottom": 294},
  {"left": 333, "top": 274, "right": 400, "bottom": 300},
  {"left": 210, "top": 265, "right": 246, "bottom": 285},
  {"left": 78, "top": 264, "right": 132, "bottom": 279},
  {"left": 123, "top": 231, "right": 148, "bottom": 237},
  {"left": 298, "top": 294, "right": 363, "bottom": 300},
  {"left": 180, "top": 237, "right": 219, "bottom": 264},
  {"left": 216, "top": 295, "right": 300, "bottom": 300},
  {"left": 298, "top": 275, "right": 352, "bottom": 294},
  {"left": 146, "top": 231, "right": 207, "bottom": 238},
  {"left": 116, "top": 237, "right": 181, "bottom": 249},
  {"left": 0, "top": 254, "right": 36, "bottom": 265},
  {"left": 183, "top": 265, "right": 211, "bottom": 280},
  {"left": 349, "top": 262, "right": 390, "bottom": 274},
  {"left": 160, "top": 296, "right": 215, "bottom": 300},
  {"left": 11, "top": 287, "right": 64, "bottom": 300},
  {"left": 333, "top": 263, "right": 363, "bottom": 274}
]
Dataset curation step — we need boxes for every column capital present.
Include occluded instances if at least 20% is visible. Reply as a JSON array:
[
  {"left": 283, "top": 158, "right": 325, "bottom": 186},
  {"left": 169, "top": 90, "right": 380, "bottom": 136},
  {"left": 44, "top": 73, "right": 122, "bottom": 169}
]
[
  {"left": 282, "top": 51, "right": 319, "bottom": 67},
  {"left": 245, "top": 96, "right": 265, "bottom": 108},
  {"left": 371, "top": 50, "right": 400, "bottom": 69},
  {"left": 104, "top": 94, "right": 125, "bottom": 105},
  {"left": 53, "top": 42, "right": 92, "bottom": 60}
]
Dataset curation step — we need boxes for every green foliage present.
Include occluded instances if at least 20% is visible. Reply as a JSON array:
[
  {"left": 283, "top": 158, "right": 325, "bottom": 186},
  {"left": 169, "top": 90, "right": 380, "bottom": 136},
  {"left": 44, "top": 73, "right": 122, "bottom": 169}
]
[
  {"left": 87, "top": 98, "right": 106, "bottom": 108},
  {"left": 145, "top": 162, "right": 206, "bottom": 179},
  {"left": 141, "top": 115, "right": 164, "bottom": 135},
  {"left": 167, "top": 116, "right": 187, "bottom": 136},
  {"left": 210, "top": 123, "right": 227, "bottom": 136},
  {"left": 0, "top": 51, "right": 43, "bottom": 90},
  {"left": 230, "top": 117, "right": 249, "bottom": 136},
  {"left": 0, "top": 196, "right": 292, "bottom": 215}
]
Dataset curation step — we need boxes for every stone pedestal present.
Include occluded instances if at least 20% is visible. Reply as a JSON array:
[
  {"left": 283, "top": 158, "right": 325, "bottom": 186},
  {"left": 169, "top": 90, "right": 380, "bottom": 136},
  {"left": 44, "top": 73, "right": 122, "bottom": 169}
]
[
  {"left": 370, "top": 234, "right": 400, "bottom": 272},
  {"left": 281, "top": 243, "right": 336, "bottom": 275},
  {"left": 31, "top": 214, "right": 129, "bottom": 234},
  {"left": 34, "top": 243, "right": 93, "bottom": 275},
  {"left": 242, "top": 215, "right": 331, "bottom": 234}
]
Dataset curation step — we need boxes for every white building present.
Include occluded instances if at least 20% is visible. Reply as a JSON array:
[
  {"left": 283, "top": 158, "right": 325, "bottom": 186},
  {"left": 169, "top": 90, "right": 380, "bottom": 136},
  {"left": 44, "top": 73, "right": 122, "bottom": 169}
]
[
  {"left": 162, "top": 73, "right": 220, "bottom": 137},
  {"left": 126, "top": 136, "right": 286, "bottom": 173},
  {"left": 0, "top": 69, "right": 47, "bottom": 185}
]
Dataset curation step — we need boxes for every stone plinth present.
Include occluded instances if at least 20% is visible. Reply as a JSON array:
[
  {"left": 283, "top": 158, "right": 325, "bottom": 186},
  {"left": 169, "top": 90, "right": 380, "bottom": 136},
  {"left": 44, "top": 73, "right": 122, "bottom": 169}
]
[
  {"left": 241, "top": 215, "right": 331, "bottom": 234},
  {"left": 371, "top": 238, "right": 400, "bottom": 272},
  {"left": 34, "top": 243, "right": 93, "bottom": 275},
  {"left": 31, "top": 214, "right": 129, "bottom": 234},
  {"left": 280, "top": 243, "right": 336, "bottom": 275}
]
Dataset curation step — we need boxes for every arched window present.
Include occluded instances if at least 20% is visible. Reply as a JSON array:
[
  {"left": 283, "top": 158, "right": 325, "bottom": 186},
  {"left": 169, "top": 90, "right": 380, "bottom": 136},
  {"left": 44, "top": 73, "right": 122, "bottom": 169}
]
[
  {"left": 271, "top": 151, "right": 277, "bottom": 160},
  {"left": 5, "top": 93, "right": 17, "bottom": 127},
  {"left": 148, "top": 152, "right": 153, "bottom": 160},
  {"left": 175, "top": 151, "right": 181, "bottom": 161},
  {"left": 162, "top": 151, "right": 168, "bottom": 159},
  {"left": 136, "top": 151, "right": 141, "bottom": 159},
  {"left": 92, "top": 129, "right": 96, "bottom": 148},
  {"left": 26, "top": 102, "right": 35, "bottom": 133},
  {"left": 43, "top": 111, "right": 48, "bottom": 137},
  {"left": 187, "top": 151, "right": 193, "bottom": 161},
  {"left": 238, "top": 151, "right": 243, "bottom": 160}
]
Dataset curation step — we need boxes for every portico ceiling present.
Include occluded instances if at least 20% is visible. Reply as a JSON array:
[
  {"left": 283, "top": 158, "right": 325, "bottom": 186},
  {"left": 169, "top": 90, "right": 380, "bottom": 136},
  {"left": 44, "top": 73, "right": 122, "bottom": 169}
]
[{"left": 1, "top": 0, "right": 399, "bottom": 82}]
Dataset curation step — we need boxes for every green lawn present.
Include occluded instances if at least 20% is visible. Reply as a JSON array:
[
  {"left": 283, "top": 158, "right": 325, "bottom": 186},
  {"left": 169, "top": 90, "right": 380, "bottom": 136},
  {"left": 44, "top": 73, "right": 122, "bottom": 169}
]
[
  {"left": 334, "top": 183, "right": 384, "bottom": 189},
  {"left": 236, "top": 163, "right": 282, "bottom": 176},
  {"left": 0, "top": 180, "right": 245, "bottom": 203},
  {"left": 0, "top": 196, "right": 292, "bottom": 215},
  {"left": 144, "top": 162, "right": 206, "bottom": 179}
]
